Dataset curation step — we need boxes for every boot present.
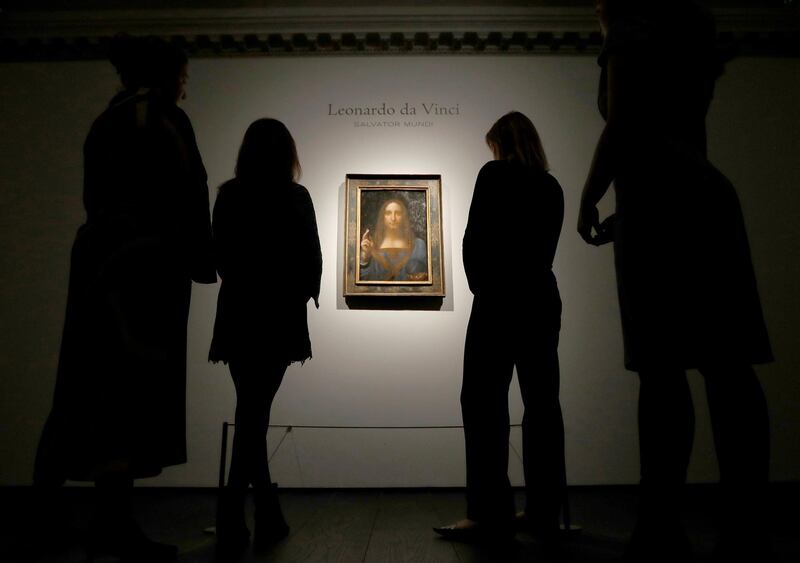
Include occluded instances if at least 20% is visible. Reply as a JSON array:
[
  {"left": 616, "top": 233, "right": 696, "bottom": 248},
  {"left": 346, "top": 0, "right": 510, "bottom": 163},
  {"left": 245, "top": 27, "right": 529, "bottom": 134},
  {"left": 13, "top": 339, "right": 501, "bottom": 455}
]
[
  {"left": 215, "top": 487, "right": 250, "bottom": 559},
  {"left": 253, "top": 483, "right": 289, "bottom": 549}
]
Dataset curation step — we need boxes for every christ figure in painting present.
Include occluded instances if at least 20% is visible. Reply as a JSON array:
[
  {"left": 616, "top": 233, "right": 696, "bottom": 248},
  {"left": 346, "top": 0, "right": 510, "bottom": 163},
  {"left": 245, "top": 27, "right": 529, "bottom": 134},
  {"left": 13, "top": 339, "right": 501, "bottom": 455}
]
[{"left": 359, "top": 197, "right": 428, "bottom": 282}]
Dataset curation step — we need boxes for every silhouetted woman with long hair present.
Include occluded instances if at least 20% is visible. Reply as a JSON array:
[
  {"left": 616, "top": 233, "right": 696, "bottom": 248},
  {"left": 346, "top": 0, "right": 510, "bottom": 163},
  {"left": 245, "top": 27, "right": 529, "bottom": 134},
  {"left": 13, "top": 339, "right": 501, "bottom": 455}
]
[
  {"left": 209, "top": 118, "right": 322, "bottom": 555},
  {"left": 578, "top": 1, "right": 772, "bottom": 561},
  {"left": 33, "top": 35, "right": 215, "bottom": 562},
  {"left": 436, "top": 111, "right": 566, "bottom": 549}
]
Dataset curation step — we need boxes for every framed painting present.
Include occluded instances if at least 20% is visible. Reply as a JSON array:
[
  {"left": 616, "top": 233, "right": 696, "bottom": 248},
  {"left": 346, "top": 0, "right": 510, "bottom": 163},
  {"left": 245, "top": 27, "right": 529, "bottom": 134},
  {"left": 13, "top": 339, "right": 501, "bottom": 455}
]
[{"left": 344, "top": 174, "right": 445, "bottom": 297}]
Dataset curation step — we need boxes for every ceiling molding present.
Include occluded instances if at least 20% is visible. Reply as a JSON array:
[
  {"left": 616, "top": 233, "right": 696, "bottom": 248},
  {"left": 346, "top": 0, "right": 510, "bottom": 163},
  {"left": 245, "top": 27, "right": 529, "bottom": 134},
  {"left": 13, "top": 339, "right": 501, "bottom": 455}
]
[{"left": 1, "top": 6, "right": 798, "bottom": 60}]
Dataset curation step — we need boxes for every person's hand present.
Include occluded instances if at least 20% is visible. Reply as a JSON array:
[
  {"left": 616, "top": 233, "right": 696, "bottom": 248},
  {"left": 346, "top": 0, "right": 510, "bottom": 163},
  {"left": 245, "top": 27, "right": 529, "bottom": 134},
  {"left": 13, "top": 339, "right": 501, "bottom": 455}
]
[
  {"left": 578, "top": 204, "right": 615, "bottom": 246},
  {"left": 578, "top": 203, "right": 601, "bottom": 245},
  {"left": 594, "top": 214, "right": 616, "bottom": 245},
  {"left": 360, "top": 229, "right": 373, "bottom": 262}
]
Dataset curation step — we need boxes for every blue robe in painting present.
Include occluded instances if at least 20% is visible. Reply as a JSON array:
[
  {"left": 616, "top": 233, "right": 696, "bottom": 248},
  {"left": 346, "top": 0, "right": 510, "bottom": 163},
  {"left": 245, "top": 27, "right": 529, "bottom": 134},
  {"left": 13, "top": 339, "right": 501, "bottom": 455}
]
[{"left": 360, "top": 238, "right": 428, "bottom": 281}]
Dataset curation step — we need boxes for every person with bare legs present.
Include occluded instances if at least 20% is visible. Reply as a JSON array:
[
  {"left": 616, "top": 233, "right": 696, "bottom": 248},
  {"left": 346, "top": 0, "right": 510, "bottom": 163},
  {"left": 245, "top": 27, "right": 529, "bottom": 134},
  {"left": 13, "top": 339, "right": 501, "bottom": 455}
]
[{"left": 209, "top": 118, "right": 322, "bottom": 557}]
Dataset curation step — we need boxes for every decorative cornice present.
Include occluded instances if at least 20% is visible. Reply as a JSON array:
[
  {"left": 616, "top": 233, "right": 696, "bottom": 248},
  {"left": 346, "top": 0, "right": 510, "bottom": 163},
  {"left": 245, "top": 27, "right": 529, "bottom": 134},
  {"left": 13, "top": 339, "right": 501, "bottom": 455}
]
[{"left": 1, "top": 6, "right": 798, "bottom": 60}]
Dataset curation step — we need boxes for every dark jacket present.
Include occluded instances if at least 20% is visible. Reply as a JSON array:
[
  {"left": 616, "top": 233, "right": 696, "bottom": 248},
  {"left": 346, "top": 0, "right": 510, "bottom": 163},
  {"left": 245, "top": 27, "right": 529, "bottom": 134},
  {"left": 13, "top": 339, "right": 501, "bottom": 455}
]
[
  {"left": 463, "top": 159, "right": 563, "bottom": 305},
  {"left": 209, "top": 178, "right": 322, "bottom": 364}
]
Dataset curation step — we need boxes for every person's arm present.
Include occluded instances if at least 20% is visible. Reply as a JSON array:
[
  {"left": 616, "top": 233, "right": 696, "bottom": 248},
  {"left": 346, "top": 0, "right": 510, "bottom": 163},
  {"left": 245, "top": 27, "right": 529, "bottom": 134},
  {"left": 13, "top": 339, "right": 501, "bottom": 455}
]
[
  {"left": 544, "top": 176, "right": 565, "bottom": 266},
  {"left": 463, "top": 164, "right": 494, "bottom": 295},
  {"left": 174, "top": 108, "right": 216, "bottom": 283},
  {"left": 578, "top": 53, "right": 636, "bottom": 245},
  {"left": 298, "top": 187, "right": 323, "bottom": 308},
  {"left": 210, "top": 186, "right": 231, "bottom": 281}
]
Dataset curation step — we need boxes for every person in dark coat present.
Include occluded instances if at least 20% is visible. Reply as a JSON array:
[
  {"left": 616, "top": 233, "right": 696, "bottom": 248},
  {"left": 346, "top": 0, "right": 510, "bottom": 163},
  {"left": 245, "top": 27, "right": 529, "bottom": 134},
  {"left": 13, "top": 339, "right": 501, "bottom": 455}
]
[
  {"left": 209, "top": 118, "right": 322, "bottom": 555},
  {"left": 33, "top": 35, "right": 215, "bottom": 562},
  {"left": 577, "top": 1, "right": 772, "bottom": 561},
  {"left": 435, "top": 111, "right": 566, "bottom": 548}
]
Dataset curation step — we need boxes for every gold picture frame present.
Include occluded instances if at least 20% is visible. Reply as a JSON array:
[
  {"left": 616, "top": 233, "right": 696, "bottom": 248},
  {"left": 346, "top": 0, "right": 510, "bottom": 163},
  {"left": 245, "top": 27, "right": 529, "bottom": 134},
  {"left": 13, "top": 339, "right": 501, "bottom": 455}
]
[{"left": 344, "top": 174, "right": 445, "bottom": 297}]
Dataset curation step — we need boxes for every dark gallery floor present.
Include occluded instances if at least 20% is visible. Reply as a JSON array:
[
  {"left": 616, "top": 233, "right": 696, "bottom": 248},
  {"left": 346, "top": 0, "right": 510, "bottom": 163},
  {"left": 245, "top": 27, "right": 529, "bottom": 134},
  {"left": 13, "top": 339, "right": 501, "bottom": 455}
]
[{"left": 1, "top": 485, "right": 798, "bottom": 562}]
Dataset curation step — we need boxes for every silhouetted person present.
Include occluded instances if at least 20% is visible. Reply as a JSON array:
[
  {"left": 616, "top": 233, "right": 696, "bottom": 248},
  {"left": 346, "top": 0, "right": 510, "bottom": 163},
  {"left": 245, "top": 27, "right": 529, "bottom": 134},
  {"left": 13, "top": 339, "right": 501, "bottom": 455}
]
[
  {"left": 577, "top": 1, "right": 773, "bottom": 561},
  {"left": 33, "top": 35, "right": 215, "bottom": 561},
  {"left": 209, "top": 118, "right": 322, "bottom": 556},
  {"left": 435, "top": 111, "right": 566, "bottom": 550}
]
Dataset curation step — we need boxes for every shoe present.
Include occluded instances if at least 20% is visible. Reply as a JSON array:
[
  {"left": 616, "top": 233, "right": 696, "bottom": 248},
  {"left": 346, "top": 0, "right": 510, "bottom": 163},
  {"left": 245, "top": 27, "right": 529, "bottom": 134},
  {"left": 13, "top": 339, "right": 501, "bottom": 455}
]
[
  {"left": 253, "top": 483, "right": 289, "bottom": 550},
  {"left": 433, "top": 519, "right": 514, "bottom": 543},
  {"left": 215, "top": 488, "right": 250, "bottom": 559}
]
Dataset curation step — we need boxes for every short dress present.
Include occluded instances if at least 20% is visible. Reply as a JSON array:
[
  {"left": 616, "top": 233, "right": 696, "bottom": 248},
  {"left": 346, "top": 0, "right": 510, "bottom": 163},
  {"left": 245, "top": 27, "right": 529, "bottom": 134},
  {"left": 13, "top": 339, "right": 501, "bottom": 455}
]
[{"left": 599, "top": 7, "right": 772, "bottom": 371}]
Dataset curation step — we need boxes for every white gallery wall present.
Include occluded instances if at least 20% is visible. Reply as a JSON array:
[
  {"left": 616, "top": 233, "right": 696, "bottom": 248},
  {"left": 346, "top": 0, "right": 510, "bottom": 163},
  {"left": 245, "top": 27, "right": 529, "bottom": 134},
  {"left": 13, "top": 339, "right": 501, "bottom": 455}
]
[{"left": 0, "top": 54, "right": 798, "bottom": 487}]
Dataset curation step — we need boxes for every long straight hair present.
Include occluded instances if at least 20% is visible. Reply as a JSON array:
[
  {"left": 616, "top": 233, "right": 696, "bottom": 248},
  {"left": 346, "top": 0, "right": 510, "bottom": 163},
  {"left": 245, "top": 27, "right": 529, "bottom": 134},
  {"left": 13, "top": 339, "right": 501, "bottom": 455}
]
[
  {"left": 235, "top": 118, "right": 301, "bottom": 185},
  {"left": 485, "top": 111, "right": 549, "bottom": 171}
]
